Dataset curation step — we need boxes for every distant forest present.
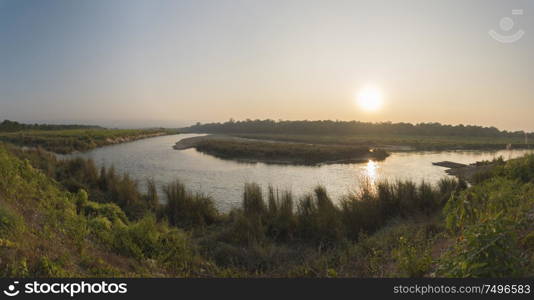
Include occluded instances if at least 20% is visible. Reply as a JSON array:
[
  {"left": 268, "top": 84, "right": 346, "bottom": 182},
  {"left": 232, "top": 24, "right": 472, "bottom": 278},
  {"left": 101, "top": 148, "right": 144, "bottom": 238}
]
[
  {"left": 184, "top": 119, "right": 532, "bottom": 138},
  {"left": 0, "top": 120, "right": 102, "bottom": 132}
]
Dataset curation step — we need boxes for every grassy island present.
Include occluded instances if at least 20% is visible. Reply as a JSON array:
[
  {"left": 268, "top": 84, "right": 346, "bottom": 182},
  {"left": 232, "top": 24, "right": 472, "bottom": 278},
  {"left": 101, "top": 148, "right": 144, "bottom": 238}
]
[{"left": 176, "top": 135, "right": 389, "bottom": 165}]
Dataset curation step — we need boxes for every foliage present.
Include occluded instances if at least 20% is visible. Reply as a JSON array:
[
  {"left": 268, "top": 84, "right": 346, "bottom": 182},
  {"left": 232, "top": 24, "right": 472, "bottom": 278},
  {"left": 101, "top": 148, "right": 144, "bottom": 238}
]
[
  {"left": 438, "top": 215, "right": 524, "bottom": 277},
  {"left": 183, "top": 119, "right": 533, "bottom": 150},
  {"left": 0, "top": 145, "right": 202, "bottom": 277},
  {"left": 221, "top": 179, "right": 461, "bottom": 248},
  {"left": 439, "top": 155, "right": 534, "bottom": 277},
  {"left": 163, "top": 180, "right": 219, "bottom": 229},
  {"left": 444, "top": 177, "right": 534, "bottom": 233},
  {"left": 194, "top": 139, "right": 388, "bottom": 165},
  {"left": 0, "top": 126, "right": 169, "bottom": 154},
  {"left": 0, "top": 119, "right": 102, "bottom": 132},
  {"left": 184, "top": 119, "right": 532, "bottom": 138},
  {"left": 2, "top": 139, "right": 533, "bottom": 278},
  {"left": 393, "top": 235, "right": 433, "bottom": 277},
  {"left": 341, "top": 178, "right": 462, "bottom": 239}
]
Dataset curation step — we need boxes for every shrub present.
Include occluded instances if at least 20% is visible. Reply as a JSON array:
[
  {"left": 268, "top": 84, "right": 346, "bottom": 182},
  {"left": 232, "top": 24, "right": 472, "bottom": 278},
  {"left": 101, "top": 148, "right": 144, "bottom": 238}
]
[
  {"left": 297, "top": 187, "right": 344, "bottom": 245},
  {"left": 503, "top": 154, "right": 534, "bottom": 182},
  {"left": 521, "top": 231, "right": 534, "bottom": 250},
  {"left": 80, "top": 200, "right": 128, "bottom": 225},
  {"left": 243, "top": 183, "right": 266, "bottom": 217},
  {"left": 0, "top": 205, "right": 23, "bottom": 237},
  {"left": 1, "top": 259, "right": 29, "bottom": 277},
  {"left": 341, "top": 179, "right": 458, "bottom": 240},
  {"left": 437, "top": 177, "right": 463, "bottom": 204},
  {"left": 156, "top": 229, "right": 196, "bottom": 275},
  {"left": 145, "top": 179, "right": 159, "bottom": 211},
  {"left": 163, "top": 180, "right": 218, "bottom": 229},
  {"left": 223, "top": 212, "right": 266, "bottom": 245},
  {"left": 444, "top": 178, "right": 527, "bottom": 233},
  {"left": 111, "top": 215, "right": 198, "bottom": 274},
  {"left": 393, "top": 236, "right": 432, "bottom": 277},
  {"left": 112, "top": 215, "right": 159, "bottom": 260},
  {"left": 340, "top": 187, "right": 382, "bottom": 239},
  {"left": 265, "top": 188, "right": 297, "bottom": 241},
  {"left": 34, "top": 257, "right": 69, "bottom": 277},
  {"left": 438, "top": 215, "right": 525, "bottom": 277}
]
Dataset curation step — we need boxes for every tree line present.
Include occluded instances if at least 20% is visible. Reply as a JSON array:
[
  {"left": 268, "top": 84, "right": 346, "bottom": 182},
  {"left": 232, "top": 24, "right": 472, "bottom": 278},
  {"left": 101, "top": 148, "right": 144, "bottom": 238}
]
[
  {"left": 183, "top": 119, "right": 532, "bottom": 138},
  {"left": 0, "top": 120, "right": 102, "bottom": 132}
]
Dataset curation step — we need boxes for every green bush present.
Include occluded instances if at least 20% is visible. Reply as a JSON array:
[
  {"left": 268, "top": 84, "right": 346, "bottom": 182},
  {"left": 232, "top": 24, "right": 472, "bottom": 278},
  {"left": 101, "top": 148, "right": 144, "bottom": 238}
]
[
  {"left": 297, "top": 187, "right": 344, "bottom": 245},
  {"left": 444, "top": 178, "right": 529, "bottom": 233},
  {"left": 112, "top": 215, "right": 159, "bottom": 260},
  {"left": 243, "top": 183, "right": 267, "bottom": 217},
  {"left": 80, "top": 200, "right": 128, "bottom": 225},
  {"left": 438, "top": 215, "right": 525, "bottom": 277},
  {"left": 393, "top": 236, "right": 432, "bottom": 277},
  {"left": 111, "top": 215, "right": 198, "bottom": 275},
  {"left": 145, "top": 179, "right": 159, "bottom": 211},
  {"left": 341, "top": 179, "right": 460, "bottom": 240},
  {"left": 157, "top": 229, "right": 197, "bottom": 275},
  {"left": 521, "top": 231, "right": 534, "bottom": 250},
  {"left": 0, "top": 205, "right": 23, "bottom": 237},
  {"left": 88, "top": 216, "right": 114, "bottom": 246},
  {"left": 1, "top": 259, "right": 29, "bottom": 277},
  {"left": 503, "top": 154, "right": 534, "bottom": 182},
  {"left": 34, "top": 257, "right": 70, "bottom": 277},
  {"left": 163, "top": 180, "right": 218, "bottom": 229},
  {"left": 266, "top": 187, "right": 297, "bottom": 241}
]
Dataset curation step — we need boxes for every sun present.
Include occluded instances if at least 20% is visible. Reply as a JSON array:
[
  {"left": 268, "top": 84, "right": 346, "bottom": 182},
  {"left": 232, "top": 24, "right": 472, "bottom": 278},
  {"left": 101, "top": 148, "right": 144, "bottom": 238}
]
[{"left": 357, "top": 86, "right": 384, "bottom": 112}]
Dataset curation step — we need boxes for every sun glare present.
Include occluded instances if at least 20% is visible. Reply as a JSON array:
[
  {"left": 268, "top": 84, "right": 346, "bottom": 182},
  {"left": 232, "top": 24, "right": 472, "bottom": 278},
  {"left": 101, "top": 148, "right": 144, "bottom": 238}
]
[{"left": 357, "top": 86, "right": 383, "bottom": 112}]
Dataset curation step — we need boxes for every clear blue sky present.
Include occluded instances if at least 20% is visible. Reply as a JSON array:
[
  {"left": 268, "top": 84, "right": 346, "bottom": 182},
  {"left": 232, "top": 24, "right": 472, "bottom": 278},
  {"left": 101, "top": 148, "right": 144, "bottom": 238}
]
[{"left": 1, "top": 0, "right": 533, "bottom": 130}]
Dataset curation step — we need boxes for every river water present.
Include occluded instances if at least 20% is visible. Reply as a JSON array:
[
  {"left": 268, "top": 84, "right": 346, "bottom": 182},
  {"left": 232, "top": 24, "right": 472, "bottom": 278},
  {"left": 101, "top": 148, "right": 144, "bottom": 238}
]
[{"left": 61, "top": 134, "right": 533, "bottom": 211}]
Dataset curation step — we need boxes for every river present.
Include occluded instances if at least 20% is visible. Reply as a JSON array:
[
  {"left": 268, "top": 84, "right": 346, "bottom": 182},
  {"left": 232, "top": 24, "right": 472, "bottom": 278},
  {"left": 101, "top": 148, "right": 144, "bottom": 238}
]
[{"left": 61, "top": 134, "right": 533, "bottom": 212}]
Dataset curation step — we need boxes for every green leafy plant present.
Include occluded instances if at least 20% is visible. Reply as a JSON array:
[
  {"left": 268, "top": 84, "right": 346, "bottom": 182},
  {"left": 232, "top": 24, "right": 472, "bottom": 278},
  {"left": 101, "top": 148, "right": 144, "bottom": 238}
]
[
  {"left": 438, "top": 215, "right": 525, "bottom": 277},
  {"left": 393, "top": 236, "right": 432, "bottom": 277}
]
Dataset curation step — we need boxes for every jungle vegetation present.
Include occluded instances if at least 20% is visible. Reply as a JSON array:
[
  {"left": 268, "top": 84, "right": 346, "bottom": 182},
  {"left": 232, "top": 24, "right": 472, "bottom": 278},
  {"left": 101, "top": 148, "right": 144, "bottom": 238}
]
[
  {"left": 2, "top": 140, "right": 534, "bottom": 277},
  {"left": 183, "top": 119, "right": 533, "bottom": 150}
]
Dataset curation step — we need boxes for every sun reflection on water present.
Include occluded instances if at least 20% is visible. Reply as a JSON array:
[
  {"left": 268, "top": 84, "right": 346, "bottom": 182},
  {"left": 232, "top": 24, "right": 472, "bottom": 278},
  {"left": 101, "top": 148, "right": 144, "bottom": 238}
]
[{"left": 363, "top": 160, "right": 379, "bottom": 187}]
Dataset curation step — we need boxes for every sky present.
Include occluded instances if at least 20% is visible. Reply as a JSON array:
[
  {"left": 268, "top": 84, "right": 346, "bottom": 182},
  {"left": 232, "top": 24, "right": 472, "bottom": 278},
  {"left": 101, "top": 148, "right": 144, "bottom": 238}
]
[{"left": 0, "top": 0, "right": 533, "bottom": 130}]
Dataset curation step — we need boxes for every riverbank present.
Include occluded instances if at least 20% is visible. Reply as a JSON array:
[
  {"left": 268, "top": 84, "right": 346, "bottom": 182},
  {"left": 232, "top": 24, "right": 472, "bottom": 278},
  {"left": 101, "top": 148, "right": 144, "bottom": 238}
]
[
  {"left": 433, "top": 158, "right": 505, "bottom": 183},
  {"left": 226, "top": 133, "right": 533, "bottom": 151},
  {"left": 3, "top": 141, "right": 533, "bottom": 278},
  {"left": 173, "top": 134, "right": 249, "bottom": 150},
  {"left": 174, "top": 134, "right": 389, "bottom": 165},
  {"left": 0, "top": 128, "right": 173, "bottom": 154}
]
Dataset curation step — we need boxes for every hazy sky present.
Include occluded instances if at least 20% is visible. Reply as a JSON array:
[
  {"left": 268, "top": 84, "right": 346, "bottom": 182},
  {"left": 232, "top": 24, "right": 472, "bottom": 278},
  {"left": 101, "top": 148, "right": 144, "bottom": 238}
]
[{"left": 1, "top": 0, "right": 533, "bottom": 130}]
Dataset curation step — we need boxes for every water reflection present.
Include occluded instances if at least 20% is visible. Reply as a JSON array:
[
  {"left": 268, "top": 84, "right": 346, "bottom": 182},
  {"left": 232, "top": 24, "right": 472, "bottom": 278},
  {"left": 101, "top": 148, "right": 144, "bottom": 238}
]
[
  {"left": 61, "top": 134, "right": 534, "bottom": 212},
  {"left": 362, "top": 160, "right": 379, "bottom": 188}
]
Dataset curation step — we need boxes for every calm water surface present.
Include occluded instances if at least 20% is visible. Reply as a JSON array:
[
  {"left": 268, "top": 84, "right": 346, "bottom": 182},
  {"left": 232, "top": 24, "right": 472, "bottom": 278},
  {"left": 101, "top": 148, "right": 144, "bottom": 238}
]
[{"left": 61, "top": 134, "right": 533, "bottom": 211}]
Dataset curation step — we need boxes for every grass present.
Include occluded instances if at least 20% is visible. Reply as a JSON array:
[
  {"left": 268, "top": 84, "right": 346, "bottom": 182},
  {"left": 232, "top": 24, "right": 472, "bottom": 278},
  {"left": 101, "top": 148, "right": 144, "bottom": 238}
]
[
  {"left": 2, "top": 139, "right": 534, "bottom": 278},
  {"left": 216, "top": 178, "right": 462, "bottom": 247},
  {"left": 438, "top": 154, "right": 534, "bottom": 277},
  {"left": 194, "top": 138, "right": 389, "bottom": 165},
  {"left": 0, "top": 128, "right": 173, "bottom": 154},
  {"left": 227, "top": 133, "right": 532, "bottom": 150},
  {"left": 163, "top": 180, "right": 219, "bottom": 229},
  {"left": 0, "top": 145, "right": 205, "bottom": 277}
]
